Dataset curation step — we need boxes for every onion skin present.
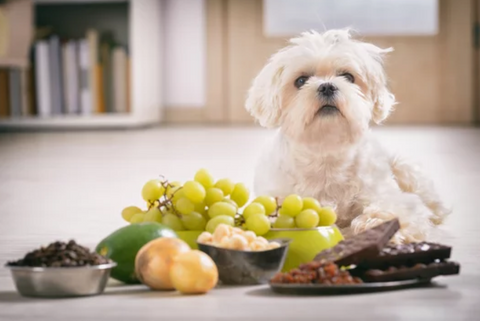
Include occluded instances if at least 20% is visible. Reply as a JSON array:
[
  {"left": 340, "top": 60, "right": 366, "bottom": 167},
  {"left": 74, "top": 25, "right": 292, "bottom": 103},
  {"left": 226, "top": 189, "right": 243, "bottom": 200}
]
[
  {"left": 170, "top": 250, "right": 219, "bottom": 294},
  {"left": 135, "top": 238, "right": 191, "bottom": 290}
]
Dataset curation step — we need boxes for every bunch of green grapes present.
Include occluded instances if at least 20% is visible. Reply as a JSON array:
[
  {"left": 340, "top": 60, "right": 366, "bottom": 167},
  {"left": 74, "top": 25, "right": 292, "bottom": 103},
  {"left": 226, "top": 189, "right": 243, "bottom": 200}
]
[
  {"left": 120, "top": 169, "right": 337, "bottom": 238},
  {"left": 238, "top": 194, "right": 337, "bottom": 236},
  {"left": 121, "top": 169, "right": 250, "bottom": 234}
]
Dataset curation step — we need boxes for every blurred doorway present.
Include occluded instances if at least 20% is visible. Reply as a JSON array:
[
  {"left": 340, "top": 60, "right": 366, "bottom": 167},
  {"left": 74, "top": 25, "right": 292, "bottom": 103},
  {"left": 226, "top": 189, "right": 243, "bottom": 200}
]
[{"left": 212, "top": 0, "right": 474, "bottom": 124}]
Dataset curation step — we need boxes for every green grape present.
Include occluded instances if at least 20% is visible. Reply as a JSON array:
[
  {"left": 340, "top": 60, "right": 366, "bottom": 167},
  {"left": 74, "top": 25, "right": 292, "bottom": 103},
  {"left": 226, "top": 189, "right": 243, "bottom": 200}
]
[
  {"left": 206, "top": 215, "right": 235, "bottom": 233},
  {"left": 230, "top": 183, "right": 250, "bottom": 208},
  {"left": 208, "top": 202, "right": 237, "bottom": 218},
  {"left": 214, "top": 178, "right": 235, "bottom": 196},
  {"left": 253, "top": 195, "right": 277, "bottom": 215},
  {"left": 194, "top": 202, "right": 207, "bottom": 215},
  {"left": 141, "top": 179, "right": 165, "bottom": 202},
  {"left": 273, "top": 214, "right": 295, "bottom": 229},
  {"left": 163, "top": 214, "right": 185, "bottom": 231},
  {"left": 194, "top": 168, "right": 215, "bottom": 188},
  {"left": 121, "top": 206, "right": 142, "bottom": 222},
  {"left": 295, "top": 209, "right": 319, "bottom": 229},
  {"left": 129, "top": 212, "right": 146, "bottom": 224},
  {"left": 222, "top": 198, "right": 238, "bottom": 210},
  {"left": 171, "top": 188, "right": 185, "bottom": 204},
  {"left": 302, "top": 197, "right": 322, "bottom": 213},
  {"left": 183, "top": 180, "right": 206, "bottom": 203},
  {"left": 166, "top": 181, "right": 182, "bottom": 198},
  {"left": 242, "top": 202, "right": 266, "bottom": 220},
  {"left": 317, "top": 207, "right": 337, "bottom": 226},
  {"left": 245, "top": 213, "right": 271, "bottom": 236},
  {"left": 175, "top": 197, "right": 194, "bottom": 215},
  {"left": 204, "top": 187, "right": 224, "bottom": 206},
  {"left": 281, "top": 194, "right": 303, "bottom": 217},
  {"left": 144, "top": 208, "right": 162, "bottom": 223},
  {"left": 181, "top": 211, "right": 207, "bottom": 231}
]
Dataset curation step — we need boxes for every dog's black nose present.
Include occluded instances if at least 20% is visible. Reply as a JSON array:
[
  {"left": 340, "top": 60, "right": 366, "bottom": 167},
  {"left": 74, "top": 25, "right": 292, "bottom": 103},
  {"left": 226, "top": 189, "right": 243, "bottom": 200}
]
[{"left": 318, "top": 83, "right": 337, "bottom": 97}]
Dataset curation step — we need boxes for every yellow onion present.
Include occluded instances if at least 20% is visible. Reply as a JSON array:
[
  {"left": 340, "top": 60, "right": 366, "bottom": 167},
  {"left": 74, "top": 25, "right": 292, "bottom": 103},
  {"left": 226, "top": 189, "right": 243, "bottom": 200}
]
[
  {"left": 135, "top": 238, "right": 191, "bottom": 290},
  {"left": 170, "top": 250, "right": 218, "bottom": 294}
]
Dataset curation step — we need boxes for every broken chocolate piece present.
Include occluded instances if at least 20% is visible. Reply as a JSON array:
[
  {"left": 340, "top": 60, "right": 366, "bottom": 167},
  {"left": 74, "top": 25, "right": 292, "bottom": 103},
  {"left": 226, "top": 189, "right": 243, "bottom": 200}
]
[
  {"left": 358, "top": 242, "right": 452, "bottom": 269},
  {"left": 314, "top": 219, "right": 400, "bottom": 267}
]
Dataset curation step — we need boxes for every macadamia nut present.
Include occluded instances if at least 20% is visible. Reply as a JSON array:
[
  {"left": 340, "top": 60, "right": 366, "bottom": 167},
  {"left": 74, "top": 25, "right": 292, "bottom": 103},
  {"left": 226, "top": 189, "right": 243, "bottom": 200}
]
[{"left": 197, "top": 223, "right": 281, "bottom": 252}]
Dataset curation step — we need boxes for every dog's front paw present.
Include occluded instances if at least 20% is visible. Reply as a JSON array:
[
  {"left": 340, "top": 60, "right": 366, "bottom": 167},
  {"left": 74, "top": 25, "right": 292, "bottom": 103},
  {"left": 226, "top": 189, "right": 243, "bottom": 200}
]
[
  {"left": 351, "top": 208, "right": 429, "bottom": 244},
  {"left": 350, "top": 206, "right": 398, "bottom": 235},
  {"left": 389, "top": 227, "right": 427, "bottom": 244}
]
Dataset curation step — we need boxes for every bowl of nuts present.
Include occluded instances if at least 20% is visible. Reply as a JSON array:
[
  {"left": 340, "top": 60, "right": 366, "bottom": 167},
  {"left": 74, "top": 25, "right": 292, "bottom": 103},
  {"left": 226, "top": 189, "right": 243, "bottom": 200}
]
[
  {"left": 5, "top": 240, "right": 116, "bottom": 298},
  {"left": 196, "top": 224, "right": 290, "bottom": 285}
]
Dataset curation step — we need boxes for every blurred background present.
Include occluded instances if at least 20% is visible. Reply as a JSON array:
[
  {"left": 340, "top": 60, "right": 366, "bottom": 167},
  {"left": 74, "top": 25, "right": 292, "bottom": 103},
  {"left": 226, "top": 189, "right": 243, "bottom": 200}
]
[
  {"left": 1, "top": 1, "right": 480, "bottom": 310},
  {"left": 0, "top": 0, "right": 477, "bottom": 128}
]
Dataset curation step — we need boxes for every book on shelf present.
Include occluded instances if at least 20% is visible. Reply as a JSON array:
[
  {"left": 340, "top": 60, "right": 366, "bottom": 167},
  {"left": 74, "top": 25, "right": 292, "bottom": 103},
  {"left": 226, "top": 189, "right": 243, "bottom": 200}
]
[
  {"left": 0, "top": 68, "right": 9, "bottom": 118},
  {"left": 35, "top": 40, "right": 51, "bottom": 117},
  {"left": 112, "top": 46, "right": 127, "bottom": 114},
  {"left": 49, "top": 35, "right": 63, "bottom": 115},
  {"left": 27, "top": 50, "right": 37, "bottom": 116},
  {"left": 8, "top": 68, "right": 21, "bottom": 117},
  {"left": 62, "top": 40, "right": 79, "bottom": 114},
  {"left": 0, "top": 66, "right": 28, "bottom": 118},
  {"left": 100, "top": 32, "right": 114, "bottom": 113},
  {"left": 78, "top": 38, "right": 91, "bottom": 115},
  {"left": 1, "top": 26, "right": 131, "bottom": 120},
  {"left": 86, "top": 29, "right": 100, "bottom": 114}
]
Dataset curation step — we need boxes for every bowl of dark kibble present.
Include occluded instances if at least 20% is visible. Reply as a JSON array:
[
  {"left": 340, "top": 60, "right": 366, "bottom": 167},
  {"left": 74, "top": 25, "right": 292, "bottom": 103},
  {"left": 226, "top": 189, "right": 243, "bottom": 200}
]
[{"left": 5, "top": 240, "right": 116, "bottom": 298}]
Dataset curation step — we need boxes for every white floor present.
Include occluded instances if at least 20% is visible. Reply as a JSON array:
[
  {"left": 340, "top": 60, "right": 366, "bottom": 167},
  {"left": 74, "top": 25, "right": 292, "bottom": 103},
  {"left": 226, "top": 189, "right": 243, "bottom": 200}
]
[{"left": 0, "top": 126, "right": 479, "bottom": 320}]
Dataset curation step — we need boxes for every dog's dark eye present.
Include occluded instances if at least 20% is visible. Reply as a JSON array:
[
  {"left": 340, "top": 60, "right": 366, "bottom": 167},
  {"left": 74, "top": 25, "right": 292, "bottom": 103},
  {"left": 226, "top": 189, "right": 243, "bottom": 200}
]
[
  {"left": 340, "top": 73, "right": 355, "bottom": 83},
  {"left": 294, "top": 76, "right": 309, "bottom": 89}
]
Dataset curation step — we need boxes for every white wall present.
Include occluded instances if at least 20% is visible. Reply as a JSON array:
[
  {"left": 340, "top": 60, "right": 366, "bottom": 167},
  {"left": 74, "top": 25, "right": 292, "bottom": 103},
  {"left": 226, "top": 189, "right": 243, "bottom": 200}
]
[
  {"left": 163, "top": 0, "right": 206, "bottom": 108},
  {"left": 264, "top": 0, "right": 439, "bottom": 37}
]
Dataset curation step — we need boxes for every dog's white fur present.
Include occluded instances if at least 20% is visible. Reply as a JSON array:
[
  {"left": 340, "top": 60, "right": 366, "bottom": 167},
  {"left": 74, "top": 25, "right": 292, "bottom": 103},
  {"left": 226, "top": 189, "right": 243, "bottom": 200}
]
[{"left": 245, "top": 29, "right": 450, "bottom": 243}]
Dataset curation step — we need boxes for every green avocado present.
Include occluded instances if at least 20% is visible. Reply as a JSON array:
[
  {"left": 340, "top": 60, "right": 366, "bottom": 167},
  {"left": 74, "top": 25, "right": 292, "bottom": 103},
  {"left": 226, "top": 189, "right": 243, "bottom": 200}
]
[{"left": 96, "top": 222, "right": 177, "bottom": 284}]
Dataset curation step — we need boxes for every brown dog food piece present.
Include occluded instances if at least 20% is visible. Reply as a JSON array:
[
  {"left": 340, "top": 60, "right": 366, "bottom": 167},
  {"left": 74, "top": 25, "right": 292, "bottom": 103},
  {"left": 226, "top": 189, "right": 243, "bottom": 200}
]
[{"left": 7, "top": 240, "right": 110, "bottom": 267}]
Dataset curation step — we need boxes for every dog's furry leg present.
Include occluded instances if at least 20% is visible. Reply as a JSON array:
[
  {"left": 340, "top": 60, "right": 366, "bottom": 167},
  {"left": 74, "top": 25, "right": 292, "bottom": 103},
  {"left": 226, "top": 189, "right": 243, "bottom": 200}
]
[
  {"left": 351, "top": 193, "right": 435, "bottom": 244},
  {"left": 390, "top": 156, "right": 451, "bottom": 225}
]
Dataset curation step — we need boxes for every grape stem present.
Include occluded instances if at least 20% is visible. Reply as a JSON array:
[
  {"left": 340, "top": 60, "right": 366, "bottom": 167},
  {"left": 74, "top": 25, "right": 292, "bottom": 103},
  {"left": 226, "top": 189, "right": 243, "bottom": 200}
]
[
  {"left": 234, "top": 214, "right": 245, "bottom": 227},
  {"left": 150, "top": 178, "right": 184, "bottom": 217}
]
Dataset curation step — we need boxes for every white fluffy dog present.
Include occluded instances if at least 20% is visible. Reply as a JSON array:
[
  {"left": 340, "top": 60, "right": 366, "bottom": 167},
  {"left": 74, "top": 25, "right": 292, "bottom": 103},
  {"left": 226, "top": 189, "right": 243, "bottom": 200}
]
[{"left": 245, "top": 29, "right": 449, "bottom": 243}]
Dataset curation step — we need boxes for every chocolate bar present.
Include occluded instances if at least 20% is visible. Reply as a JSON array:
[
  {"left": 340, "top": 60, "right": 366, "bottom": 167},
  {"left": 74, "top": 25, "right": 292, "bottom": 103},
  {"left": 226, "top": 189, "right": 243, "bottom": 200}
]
[
  {"left": 359, "top": 261, "right": 460, "bottom": 282},
  {"left": 357, "top": 242, "right": 452, "bottom": 269},
  {"left": 314, "top": 219, "right": 400, "bottom": 267}
]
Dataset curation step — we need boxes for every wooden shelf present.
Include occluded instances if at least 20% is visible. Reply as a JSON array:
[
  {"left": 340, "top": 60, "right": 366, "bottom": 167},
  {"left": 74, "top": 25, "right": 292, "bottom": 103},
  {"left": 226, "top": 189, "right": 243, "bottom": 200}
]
[
  {"left": 0, "top": 58, "right": 29, "bottom": 69},
  {"left": 0, "top": 113, "right": 159, "bottom": 130},
  {"left": 1, "top": 0, "right": 164, "bottom": 130},
  {"left": 34, "top": 0, "right": 128, "bottom": 4}
]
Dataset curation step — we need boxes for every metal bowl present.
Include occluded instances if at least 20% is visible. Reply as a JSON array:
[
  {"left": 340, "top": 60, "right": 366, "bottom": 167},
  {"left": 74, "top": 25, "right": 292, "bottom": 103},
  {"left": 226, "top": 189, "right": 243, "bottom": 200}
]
[
  {"left": 197, "top": 238, "right": 290, "bottom": 285},
  {"left": 5, "top": 262, "right": 117, "bottom": 298}
]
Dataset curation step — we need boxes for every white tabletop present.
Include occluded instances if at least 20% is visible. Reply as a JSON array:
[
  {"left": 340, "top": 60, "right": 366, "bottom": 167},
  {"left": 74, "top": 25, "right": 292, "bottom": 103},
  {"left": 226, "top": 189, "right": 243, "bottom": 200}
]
[{"left": 0, "top": 127, "right": 479, "bottom": 321}]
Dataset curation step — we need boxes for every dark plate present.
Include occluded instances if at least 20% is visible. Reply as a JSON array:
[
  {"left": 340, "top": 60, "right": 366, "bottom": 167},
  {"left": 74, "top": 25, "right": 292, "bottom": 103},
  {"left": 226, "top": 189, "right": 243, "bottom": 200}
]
[{"left": 269, "top": 278, "right": 433, "bottom": 295}]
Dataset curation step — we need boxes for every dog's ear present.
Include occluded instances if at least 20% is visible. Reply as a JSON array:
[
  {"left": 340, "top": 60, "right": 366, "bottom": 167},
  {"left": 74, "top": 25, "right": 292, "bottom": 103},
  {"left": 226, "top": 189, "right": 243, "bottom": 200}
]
[
  {"left": 372, "top": 87, "right": 396, "bottom": 124},
  {"left": 245, "top": 56, "right": 285, "bottom": 128},
  {"left": 361, "top": 43, "right": 397, "bottom": 124}
]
